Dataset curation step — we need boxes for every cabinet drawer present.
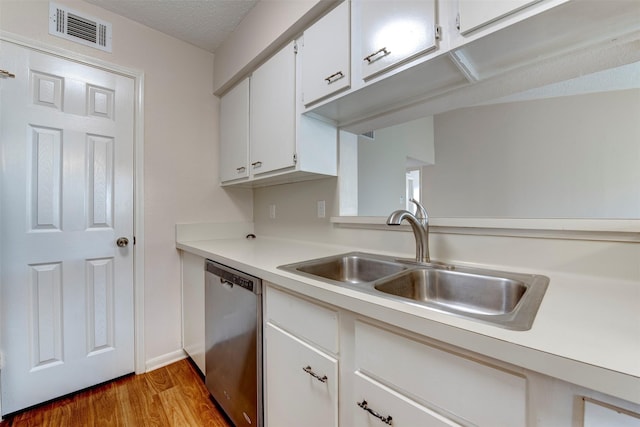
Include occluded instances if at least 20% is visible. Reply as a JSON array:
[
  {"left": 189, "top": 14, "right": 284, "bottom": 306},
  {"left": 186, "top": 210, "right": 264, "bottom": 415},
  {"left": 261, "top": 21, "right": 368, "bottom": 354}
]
[
  {"left": 265, "top": 285, "right": 338, "bottom": 353},
  {"left": 355, "top": 321, "right": 526, "bottom": 426},
  {"left": 353, "top": 372, "right": 461, "bottom": 427},
  {"left": 265, "top": 323, "right": 338, "bottom": 427}
]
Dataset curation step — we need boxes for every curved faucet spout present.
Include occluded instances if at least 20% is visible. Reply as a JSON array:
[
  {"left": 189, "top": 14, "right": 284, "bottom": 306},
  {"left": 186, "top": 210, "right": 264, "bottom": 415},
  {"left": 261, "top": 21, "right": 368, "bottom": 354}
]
[
  {"left": 409, "top": 198, "right": 428, "bottom": 224},
  {"left": 386, "top": 209, "right": 430, "bottom": 263}
]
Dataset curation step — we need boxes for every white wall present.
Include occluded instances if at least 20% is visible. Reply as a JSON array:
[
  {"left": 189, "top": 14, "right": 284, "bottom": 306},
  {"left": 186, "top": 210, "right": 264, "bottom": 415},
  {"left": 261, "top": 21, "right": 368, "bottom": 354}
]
[
  {"left": 0, "top": 0, "right": 253, "bottom": 367},
  {"left": 357, "top": 116, "right": 435, "bottom": 216},
  {"left": 424, "top": 90, "right": 640, "bottom": 218}
]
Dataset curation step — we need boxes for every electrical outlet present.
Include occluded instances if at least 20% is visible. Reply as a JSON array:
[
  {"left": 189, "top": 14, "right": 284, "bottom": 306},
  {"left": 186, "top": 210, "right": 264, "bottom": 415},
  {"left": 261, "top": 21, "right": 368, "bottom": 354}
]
[
  {"left": 269, "top": 204, "right": 276, "bottom": 219},
  {"left": 317, "top": 200, "right": 326, "bottom": 218}
]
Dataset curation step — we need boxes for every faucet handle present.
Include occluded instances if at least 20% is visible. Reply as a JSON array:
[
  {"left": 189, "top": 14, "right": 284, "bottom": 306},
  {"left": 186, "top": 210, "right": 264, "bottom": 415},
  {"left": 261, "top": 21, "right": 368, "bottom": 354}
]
[{"left": 409, "top": 198, "right": 428, "bottom": 222}]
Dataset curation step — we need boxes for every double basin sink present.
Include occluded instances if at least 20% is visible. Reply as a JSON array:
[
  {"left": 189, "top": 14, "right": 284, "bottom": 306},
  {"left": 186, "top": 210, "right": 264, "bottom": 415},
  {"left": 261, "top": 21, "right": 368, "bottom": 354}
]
[{"left": 279, "top": 252, "right": 549, "bottom": 331}]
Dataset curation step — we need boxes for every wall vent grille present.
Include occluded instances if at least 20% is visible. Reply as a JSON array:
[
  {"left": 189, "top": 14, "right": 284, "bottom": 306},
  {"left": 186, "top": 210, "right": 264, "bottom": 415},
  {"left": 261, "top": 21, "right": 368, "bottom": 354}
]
[
  {"left": 49, "top": 2, "right": 112, "bottom": 52},
  {"left": 360, "top": 131, "right": 375, "bottom": 140}
]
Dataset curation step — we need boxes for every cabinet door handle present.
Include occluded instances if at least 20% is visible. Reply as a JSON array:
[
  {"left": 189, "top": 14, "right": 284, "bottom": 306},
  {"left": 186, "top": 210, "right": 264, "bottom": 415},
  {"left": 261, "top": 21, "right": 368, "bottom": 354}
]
[
  {"left": 364, "top": 47, "right": 390, "bottom": 64},
  {"left": 251, "top": 161, "right": 262, "bottom": 168},
  {"left": 236, "top": 166, "right": 246, "bottom": 173},
  {"left": 0, "top": 69, "right": 16, "bottom": 78},
  {"left": 302, "top": 366, "right": 327, "bottom": 383},
  {"left": 357, "top": 400, "right": 393, "bottom": 425},
  {"left": 324, "top": 71, "right": 345, "bottom": 84}
]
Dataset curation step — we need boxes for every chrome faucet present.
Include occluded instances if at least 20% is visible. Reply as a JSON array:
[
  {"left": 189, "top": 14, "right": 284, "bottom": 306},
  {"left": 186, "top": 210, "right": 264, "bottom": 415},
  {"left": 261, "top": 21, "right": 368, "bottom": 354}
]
[{"left": 386, "top": 198, "right": 430, "bottom": 263}]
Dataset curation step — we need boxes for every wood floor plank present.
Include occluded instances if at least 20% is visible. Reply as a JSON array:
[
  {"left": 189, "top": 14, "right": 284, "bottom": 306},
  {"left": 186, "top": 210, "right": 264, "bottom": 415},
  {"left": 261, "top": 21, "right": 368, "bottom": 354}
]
[{"left": 2, "top": 359, "right": 231, "bottom": 427}]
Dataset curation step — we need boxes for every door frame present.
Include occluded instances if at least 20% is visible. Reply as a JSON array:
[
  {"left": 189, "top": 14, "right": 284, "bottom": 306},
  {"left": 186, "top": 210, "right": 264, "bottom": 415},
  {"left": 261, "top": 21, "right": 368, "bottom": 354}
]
[{"left": 0, "top": 31, "right": 146, "bottom": 376}]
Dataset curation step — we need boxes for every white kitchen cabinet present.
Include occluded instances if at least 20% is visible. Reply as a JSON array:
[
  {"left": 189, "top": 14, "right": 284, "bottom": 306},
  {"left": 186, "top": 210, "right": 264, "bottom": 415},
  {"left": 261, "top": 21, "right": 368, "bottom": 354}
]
[
  {"left": 219, "top": 41, "right": 338, "bottom": 187},
  {"left": 259, "top": 281, "right": 640, "bottom": 427},
  {"left": 354, "top": 320, "right": 527, "bottom": 426},
  {"left": 250, "top": 41, "right": 297, "bottom": 176},
  {"left": 265, "top": 324, "right": 338, "bottom": 427},
  {"left": 219, "top": 77, "right": 249, "bottom": 183},
  {"left": 358, "top": 0, "right": 438, "bottom": 80},
  {"left": 180, "top": 252, "right": 206, "bottom": 374},
  {"left": 301, "top": 0, "right": 350, "bottom": 106},
  {"left": 584, "top": 399, "right": 640, "bottom": 427},
  {"left": 264, "top": 286, "right": 339, "bottom": 427},
  {"left": 457, "top": 0, "right": 540, "bottom": 35}
]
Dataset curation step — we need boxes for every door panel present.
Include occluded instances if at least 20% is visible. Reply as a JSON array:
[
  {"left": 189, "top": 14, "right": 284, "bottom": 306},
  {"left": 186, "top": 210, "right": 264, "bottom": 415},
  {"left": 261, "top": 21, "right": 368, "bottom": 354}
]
[{"left": 0, "top": 40, "right": 135, "bottom": 415}]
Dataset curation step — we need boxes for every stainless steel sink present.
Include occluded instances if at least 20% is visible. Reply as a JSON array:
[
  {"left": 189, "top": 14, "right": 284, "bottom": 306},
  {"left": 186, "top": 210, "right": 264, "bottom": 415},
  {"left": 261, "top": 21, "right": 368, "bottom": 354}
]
[
  {"left": 280, "top": 252, "right": 409, "bottom": 284},
  {"left": 374, "top": 269, "right": 527, "bottom": 316},
  {"left": 279, "top": 252, "right": 549, "bottom": 330}
]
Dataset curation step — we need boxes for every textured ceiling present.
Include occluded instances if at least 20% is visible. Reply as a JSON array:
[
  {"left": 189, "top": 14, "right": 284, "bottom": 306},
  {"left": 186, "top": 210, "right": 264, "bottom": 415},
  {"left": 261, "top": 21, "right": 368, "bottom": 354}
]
[{"left": 85, "top": 0, "right": 259, "bottom": 53}]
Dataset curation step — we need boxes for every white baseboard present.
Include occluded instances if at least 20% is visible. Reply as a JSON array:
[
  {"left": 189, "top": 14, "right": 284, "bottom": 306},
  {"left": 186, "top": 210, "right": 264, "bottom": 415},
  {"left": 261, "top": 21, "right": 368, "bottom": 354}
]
[{"left": 145, "top": 349, "right": 187, "bottom": 373}]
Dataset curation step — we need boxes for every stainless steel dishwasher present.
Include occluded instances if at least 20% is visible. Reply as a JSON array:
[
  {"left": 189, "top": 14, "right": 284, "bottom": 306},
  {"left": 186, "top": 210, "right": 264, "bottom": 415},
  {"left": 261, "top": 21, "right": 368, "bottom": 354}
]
[{"left": 205, "top": 259, "right": 262, "bottom": 427}]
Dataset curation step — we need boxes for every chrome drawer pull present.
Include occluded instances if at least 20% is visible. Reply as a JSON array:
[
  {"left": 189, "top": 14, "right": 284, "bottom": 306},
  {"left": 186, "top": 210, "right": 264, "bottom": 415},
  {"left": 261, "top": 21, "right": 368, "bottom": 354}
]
[
  {"left": 302, "top": 366, "right": 327, "bottom": 383},
  {"left": 236, "top": 166, "right": 246, "bottom": 173},
  {"left": 357, "top": 400, "right": 393, "bottom": 425},
  {"left": 251, "top": 161, "right": 262, "bottom": 168},
  {"left": 364, "top": 47, "right": 390, "bottom": 64},
  {"left": 324, "top": 71, "right": 345, "bottom": 84}
]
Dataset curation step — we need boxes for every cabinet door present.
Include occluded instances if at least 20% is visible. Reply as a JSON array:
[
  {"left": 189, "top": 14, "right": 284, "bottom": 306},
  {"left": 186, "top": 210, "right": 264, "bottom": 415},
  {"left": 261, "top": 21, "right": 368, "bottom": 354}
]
[
  {"left": 458, "top": 0, "right": 540, "bottom": 35},
  {"left": 353, "top": 372, "right": 462, "bottom": 427},
  {"left": 584, "top": 399, "right": 640, "bottom": 427},
  {"left": 181, "top": 252, "right": 205, "bottom": 374},
  {"left": 250, "top": 42, "right": 296, "bottom": 176},
  {"left": 360, "top": 0, "right": 437, "bottom": 80},
  {"left": 219, "top": 78, "right": 250, "bottom": 183},
  {"left": 265, "top": 323, "right": 338, "bottom": 427},
  {"left": 301, "top": 1, "right": 350, "bottom": 106}
]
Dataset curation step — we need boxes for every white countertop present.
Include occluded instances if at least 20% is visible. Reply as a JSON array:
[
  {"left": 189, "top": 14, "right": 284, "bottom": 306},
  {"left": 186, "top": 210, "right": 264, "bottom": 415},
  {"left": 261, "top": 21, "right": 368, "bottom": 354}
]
[{"left": 177, "top": 236, "right": 640, "bottom": 404}]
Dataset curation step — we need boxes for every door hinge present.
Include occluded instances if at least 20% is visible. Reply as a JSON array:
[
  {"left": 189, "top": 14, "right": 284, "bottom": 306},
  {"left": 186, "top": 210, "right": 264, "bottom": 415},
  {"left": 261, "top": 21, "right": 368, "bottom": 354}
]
[
  {"left": 293, "top": 153, "right": 298, "bottom": 164},
  {"left": 133, "top": 236, "right": 136, "bottom": 245},
  {"left": 294, "top": 42, "right": 298, "bottom": 55},
  {"left": 456, "top": 13, "right": 461, "bottom": 31},
  {"left": 435, "top": 25, "right": 442, "bottom": 41}
]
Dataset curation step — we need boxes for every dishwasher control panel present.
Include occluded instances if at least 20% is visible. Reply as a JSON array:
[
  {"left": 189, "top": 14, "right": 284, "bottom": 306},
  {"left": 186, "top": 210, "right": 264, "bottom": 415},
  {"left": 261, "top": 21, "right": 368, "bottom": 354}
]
[{"left": 206, "top": 259, "right": 262, "bottom": 294}]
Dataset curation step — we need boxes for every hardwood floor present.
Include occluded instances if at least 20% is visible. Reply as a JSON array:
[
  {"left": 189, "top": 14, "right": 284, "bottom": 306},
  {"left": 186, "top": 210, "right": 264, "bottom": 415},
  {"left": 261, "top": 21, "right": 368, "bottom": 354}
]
[{"left": 1, "top": 359, "right": 232, "bottom": 427}]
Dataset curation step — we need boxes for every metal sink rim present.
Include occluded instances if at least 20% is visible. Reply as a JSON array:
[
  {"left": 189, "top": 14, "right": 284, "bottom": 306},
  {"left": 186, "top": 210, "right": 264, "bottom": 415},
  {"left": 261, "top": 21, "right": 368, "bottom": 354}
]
[{"left": 278, "top": 252, "right": 549, "bottom": 331}]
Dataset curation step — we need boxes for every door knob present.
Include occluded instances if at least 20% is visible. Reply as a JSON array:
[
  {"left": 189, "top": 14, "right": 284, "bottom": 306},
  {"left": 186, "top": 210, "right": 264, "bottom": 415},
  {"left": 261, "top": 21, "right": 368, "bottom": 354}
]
[{"left": 116, "top": 237, "right": 129, "bottom": 247}]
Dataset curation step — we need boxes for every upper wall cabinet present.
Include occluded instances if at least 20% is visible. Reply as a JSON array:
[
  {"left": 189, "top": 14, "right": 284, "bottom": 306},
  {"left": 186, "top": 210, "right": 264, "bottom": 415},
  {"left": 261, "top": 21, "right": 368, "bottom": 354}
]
[
  {"left": 457, "top": 0, "right": 540, "bottom": 35},
  {"left": 358, "top": 0, "right": 438, "bottom": 80},
  {"left": 306, "top": 0, "right": 640, "bottom": 134},
  {"left": 301, "top": 1, "right": 350, "bottom": 107},
  {"left": 219, "top": 41, "right": 338, "bottom": 187},
  {"left": 250, "top": 42, "right": 297, "bottom": 175},
  {"left": 219, "top": 77, "right": 250, "bottom": 183}
]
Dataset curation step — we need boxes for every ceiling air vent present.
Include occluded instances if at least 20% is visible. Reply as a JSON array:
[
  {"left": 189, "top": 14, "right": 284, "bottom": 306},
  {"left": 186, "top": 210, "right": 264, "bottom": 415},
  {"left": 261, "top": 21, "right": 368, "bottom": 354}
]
[{"left": 49, "top": 2, "right": 112, "bottom": 52}]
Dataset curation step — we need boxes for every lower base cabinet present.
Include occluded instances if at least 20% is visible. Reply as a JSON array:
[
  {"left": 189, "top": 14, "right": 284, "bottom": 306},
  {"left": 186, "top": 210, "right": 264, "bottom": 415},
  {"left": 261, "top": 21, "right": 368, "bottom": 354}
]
[
  {"left": 180, "top": 252, "right": 205, "bottom": 375},
  {"left": 264, "top": 323, "right": 338, "bottom": 427},
  {"left": 262, "top": 284, "right": 640, "bottom": 427}
]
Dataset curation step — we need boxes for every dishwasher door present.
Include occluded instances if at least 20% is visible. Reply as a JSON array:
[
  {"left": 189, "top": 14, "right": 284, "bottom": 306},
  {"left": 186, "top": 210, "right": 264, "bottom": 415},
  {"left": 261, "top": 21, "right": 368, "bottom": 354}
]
[{"left": 205, "top": 260, "right": 262, "bottom": 427}]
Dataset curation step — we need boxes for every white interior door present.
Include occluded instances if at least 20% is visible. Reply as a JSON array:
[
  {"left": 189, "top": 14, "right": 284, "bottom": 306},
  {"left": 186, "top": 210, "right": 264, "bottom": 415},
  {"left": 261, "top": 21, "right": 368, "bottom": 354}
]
[{"left": 0, "top": 41, "right": 135, "bottom": 415}]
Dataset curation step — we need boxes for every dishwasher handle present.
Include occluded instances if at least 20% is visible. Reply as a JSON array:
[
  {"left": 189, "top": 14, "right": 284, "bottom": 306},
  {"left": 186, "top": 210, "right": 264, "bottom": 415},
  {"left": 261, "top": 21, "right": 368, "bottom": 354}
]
[{"left": 206, "top": 259, "right": 262, "bottom": 294}]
